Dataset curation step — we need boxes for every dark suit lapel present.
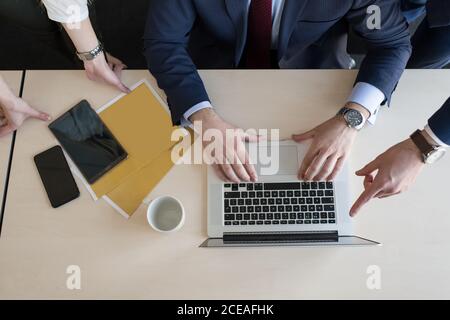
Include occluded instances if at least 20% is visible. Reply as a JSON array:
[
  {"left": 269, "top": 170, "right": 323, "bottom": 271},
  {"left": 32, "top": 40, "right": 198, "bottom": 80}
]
[
  {"left": 224, "top": 0, "right": 249, "bottom": 65},
  {"left": 278, "top": 0, "right": 309, "bottom": 58}
]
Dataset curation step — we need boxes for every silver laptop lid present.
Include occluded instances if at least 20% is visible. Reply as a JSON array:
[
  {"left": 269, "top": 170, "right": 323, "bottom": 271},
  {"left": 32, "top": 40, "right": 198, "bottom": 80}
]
[{"left": 200, "top": 235, "right": 381, "bottom": 248}]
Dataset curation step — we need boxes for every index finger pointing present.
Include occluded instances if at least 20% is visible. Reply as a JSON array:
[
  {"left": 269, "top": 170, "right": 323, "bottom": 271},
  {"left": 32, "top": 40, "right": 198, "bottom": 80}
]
[{"left": 350, "top": 183, "right": 384, "bottom": 217}]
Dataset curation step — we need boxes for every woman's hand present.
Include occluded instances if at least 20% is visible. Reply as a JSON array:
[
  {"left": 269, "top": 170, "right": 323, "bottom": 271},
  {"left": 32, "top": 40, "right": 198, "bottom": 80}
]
[
  {"left": 84, "top": 52, "right": 130, "bottom": 93},
  {"left": 61, "top": 18, "right": 130, "bottom": 94},
  {"left": 0, "top": 96, "right": 51, "bottom": 137}
]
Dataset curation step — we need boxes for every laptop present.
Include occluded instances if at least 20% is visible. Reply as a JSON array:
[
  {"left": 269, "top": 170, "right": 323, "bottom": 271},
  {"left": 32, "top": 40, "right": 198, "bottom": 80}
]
[{"left": 200, "top": 140, "right": 380, "bottom": 247}]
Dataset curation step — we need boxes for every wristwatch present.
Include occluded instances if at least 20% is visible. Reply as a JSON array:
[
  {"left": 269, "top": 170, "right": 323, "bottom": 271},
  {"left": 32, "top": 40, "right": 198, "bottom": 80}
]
[
  {"left": 410, "top": 129, "right": 446, "bottom": 164},
  {"left": 337, "top": 107, "right": 365, "bottom": 130},
  {"left": 76, "top": 43, "right": 104, "bottom": 61}
]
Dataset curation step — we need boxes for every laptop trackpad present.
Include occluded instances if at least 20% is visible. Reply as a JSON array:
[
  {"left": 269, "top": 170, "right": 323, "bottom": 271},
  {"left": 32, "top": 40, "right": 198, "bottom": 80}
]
[{"left": 257, "top": 145, "right": 299, "bottom": 176}]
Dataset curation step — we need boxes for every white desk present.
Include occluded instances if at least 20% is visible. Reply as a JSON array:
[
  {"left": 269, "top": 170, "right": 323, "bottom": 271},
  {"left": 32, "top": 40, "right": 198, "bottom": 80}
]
[
  {"left": 0, "top": 70, "right": 449, "bottom": 299},
  {"left": 0, "top": 71, "right": 22, "bottom": 215}
]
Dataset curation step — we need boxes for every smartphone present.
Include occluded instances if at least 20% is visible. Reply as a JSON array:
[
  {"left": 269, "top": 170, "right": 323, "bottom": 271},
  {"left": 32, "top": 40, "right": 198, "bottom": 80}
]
[
  {"left": 48, "top": 100, "right": 127, "bottom": 184},
  {"left": 34, "top": 146, "right": 80, "bottom": 208}
]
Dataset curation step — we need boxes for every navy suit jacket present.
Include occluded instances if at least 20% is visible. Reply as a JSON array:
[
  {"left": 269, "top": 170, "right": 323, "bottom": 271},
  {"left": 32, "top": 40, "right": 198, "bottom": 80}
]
[
  {"left": 424, "top": 1, "right": 450, "bottom": 145},
  {"left": 427, "top": 0, "right": 450, "bottom": 27},
  {"left": 429, "top": 97, "right": 450, "bottom": 145},
  {"left": 144, "top": 0, "right": 411, "bottom": 124},
  {"left": 406, "top": 0, "right": 450, "bottom": 68}
]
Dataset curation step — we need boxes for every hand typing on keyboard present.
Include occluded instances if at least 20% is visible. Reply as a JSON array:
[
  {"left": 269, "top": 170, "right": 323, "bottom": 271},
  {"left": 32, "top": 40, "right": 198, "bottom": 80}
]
[
  {"left": 292, "top": 114, "right": 359, "bottom": 181},
  {"left": 189, "top": 108, "right": 260, "bottom": 183}
]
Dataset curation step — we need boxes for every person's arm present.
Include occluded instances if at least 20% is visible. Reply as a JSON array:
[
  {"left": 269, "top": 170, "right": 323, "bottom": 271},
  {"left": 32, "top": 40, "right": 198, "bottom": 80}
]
[
  {"left": 144, "top": 0, "right": 209, "bottom": 124},
  {"left": 41, "top": 0, "right": 129, "bottom": 93},
  {"left": 349, "top": 136, "right": 426, "bottom": 216},
  {"left": 0, "top": 76, "right": 50, "bottom": 137},
  {"left": 293, "top": 102, "right": 369, "bottom": 181},
  {"left": 293, "top": 0, "right": 412, "bottom": 182},
  {"left": 428, "top": 97, "right": 450, "bottom": 145},
  {"left": 426, "top": 0, "right": 450, "bottom": 28},
  {"left": 407, "top": 22, "right": 450, "bottom": 68},
  {"left": 348, "top": 0, "right": 412, "bottom": 105},
  {"left": 41, "top": 0, "right": 89, "bottom": 24},
  {"left": 350, "top": 97, "right": 450, "bottom": 216},
  {"left": 62, "top": 19, "right": 130, "bottom": 93},
  {"left": 144, "top": 0, "right": 257, "bottom": 183}
]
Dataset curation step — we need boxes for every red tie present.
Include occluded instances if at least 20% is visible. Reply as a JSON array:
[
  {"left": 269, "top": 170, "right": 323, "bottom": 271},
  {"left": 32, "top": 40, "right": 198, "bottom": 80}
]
[{"left": 246, "top": 0, "right": 273, "bottom": 69}]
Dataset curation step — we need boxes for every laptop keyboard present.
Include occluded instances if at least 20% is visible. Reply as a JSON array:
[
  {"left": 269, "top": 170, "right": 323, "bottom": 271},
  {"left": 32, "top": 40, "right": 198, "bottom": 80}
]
[{"left": 223, "top": 182, "right": 336, "bottom": 226}]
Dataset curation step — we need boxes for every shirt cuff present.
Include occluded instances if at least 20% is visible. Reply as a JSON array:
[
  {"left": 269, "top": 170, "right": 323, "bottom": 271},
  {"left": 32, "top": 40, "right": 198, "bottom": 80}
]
[
  {"left": 424, "top": 125, "right": 449, "bottom": 147},
  {"left": 180, "top": 101, "right": 213, "bottom": 128},
  {"left": 347, "top": 82, "right": 386, "bottom": 125}
]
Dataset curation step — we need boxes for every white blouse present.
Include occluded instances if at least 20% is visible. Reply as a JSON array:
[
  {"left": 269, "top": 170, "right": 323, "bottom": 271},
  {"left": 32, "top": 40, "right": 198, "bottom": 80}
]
[{"left": 41, "top": 0, "right": 89, "bottom": 23}]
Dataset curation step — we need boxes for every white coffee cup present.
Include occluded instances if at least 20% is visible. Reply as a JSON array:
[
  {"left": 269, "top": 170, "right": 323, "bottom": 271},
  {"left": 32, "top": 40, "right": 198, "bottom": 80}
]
[{"left": 146, "top": 196, "right": 185, "bottom": 233}]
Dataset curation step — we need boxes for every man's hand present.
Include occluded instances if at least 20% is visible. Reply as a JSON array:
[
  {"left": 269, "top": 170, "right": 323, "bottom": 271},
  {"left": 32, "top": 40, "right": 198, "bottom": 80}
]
[
  {"left": 292, "top": 109, "right": 363, "bottom": 182},
  {"left": 293, "top": 103, "right": 369, "bottom": 181},
  {"left": 84, "top": 52, "right": 131, "bottom": 94},
  {"left": 350, "top": 137, "right": 426, "bottom": 216},
  {"left": 189, "top": 108, "right": 258, "bottom": 183},
  {"left": 0, "top": 96, "right": 51, "bottom": 137}
]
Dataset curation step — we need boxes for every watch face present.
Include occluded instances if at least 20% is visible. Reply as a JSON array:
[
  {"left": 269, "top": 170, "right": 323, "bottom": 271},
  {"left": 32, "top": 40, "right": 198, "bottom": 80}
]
[
  {"left": 425, "top": 148, "right": 446, "bottom": 164},
  {"left": 344, "top": 109, "right": 363, "bottom": 128}
]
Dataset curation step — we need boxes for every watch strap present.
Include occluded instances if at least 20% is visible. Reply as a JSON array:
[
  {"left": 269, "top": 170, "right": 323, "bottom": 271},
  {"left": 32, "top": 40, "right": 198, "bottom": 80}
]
[
  {"left": 76, "top": 43, "right": 104, "bottom": 61},
  {"left": 337, "top": 107, "right": 349, "bottom": 117},
  {"left": 410, "top": 129, "right": 435, "bottom": 158}
]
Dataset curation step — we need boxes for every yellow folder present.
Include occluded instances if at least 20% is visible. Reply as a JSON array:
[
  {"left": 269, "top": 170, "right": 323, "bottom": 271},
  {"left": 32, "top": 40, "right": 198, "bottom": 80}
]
[
  {"left": 104, "top": 148, "right": 175, "bottom": 217},
  {"left": 91, "top": 82, "right": 178, "bottom": 198},
  {"left": 103, "top": 129, "right": 194, "bottom": 218}
]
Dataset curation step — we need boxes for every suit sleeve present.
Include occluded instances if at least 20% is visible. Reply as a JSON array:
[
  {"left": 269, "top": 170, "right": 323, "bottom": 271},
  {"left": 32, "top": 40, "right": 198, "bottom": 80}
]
[
  {"left": 144, "top": 0, "right": 210, "bottom": 124},
  {"left": 428, "top": 97, "right": 450, "bottom": 145},
  {"left": 427, "top": 0, "right": 450, "bottom": 28},
  {"left": 346, "top": 0, "right": 412, "bottom": 104}
]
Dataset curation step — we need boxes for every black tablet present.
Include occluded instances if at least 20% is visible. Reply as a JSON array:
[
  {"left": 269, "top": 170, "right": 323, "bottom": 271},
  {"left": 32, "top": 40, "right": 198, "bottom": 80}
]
[{"left": 48, "top": 100, "right": 127, "bottom": 184}]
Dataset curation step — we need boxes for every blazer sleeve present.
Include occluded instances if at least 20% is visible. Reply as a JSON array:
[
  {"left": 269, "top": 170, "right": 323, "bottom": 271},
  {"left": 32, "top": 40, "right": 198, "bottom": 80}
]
[
  {"left": 428, "top": 97, "right": 450, "bottom": 145},
  {"left": 143, "top": 0, "right": 210, "bottom": 124},
  {"left": 346, "top": 0, "right": 412, "bottom": 104},
  {"left": 427, "top": 0, "right": 450, "bottom": 28}
]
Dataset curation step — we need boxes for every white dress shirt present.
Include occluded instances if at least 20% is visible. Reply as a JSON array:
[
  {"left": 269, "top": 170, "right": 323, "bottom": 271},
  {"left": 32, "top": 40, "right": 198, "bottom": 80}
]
[
  {"left": 182, "top": 0, "right": 385, "bottom": 126},
  {"left": 424, "top": 125, "right": 449, "bottom": 147},
  {"left": 41, "top": 0, "right": 89, "bottom": 23}
]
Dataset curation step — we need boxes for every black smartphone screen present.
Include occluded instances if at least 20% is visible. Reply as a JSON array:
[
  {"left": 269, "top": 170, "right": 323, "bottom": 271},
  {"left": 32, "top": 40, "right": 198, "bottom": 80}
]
[
  {"left": 34, "top": 146, "right": 80, "bottom": 208},
  {"left": 48, "top": 100, "right": 127, "bottom": 184}
]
